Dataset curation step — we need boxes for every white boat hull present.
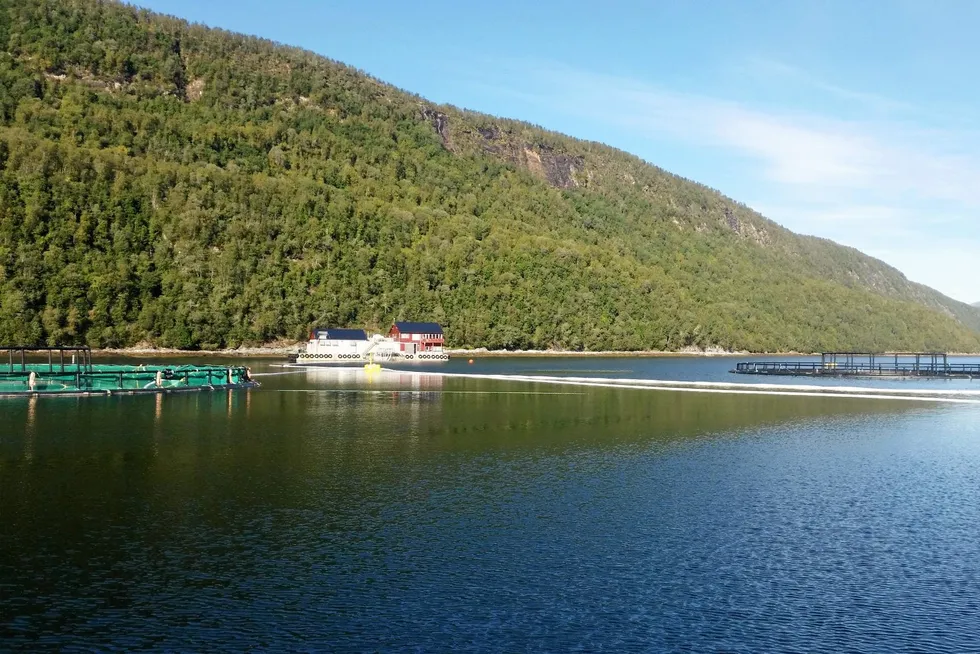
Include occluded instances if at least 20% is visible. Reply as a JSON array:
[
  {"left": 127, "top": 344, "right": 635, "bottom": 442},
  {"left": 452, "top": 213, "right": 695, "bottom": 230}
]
[
  {"left": 291, "top": 331, "right": 449, "bottom": 365},
  {"left": 291, "top": 352, "right": 449, "bottom": 365}
]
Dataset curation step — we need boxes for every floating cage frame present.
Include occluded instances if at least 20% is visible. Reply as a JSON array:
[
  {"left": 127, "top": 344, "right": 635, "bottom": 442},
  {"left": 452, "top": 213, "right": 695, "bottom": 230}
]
[
  {"left": 0, "top": 346, "right": 257, "bottom": 397},
  {"left": 733, "top": 352, "right": 980, "bottom": 379}
]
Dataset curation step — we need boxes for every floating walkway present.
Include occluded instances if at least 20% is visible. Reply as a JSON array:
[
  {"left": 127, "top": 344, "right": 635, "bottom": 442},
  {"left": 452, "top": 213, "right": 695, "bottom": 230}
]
[
  {"left": 1, "top": 346, "right": 257, "bottom": 397},
  {"left": 733, "top": 352, "right": 980, "bottom": 379}
]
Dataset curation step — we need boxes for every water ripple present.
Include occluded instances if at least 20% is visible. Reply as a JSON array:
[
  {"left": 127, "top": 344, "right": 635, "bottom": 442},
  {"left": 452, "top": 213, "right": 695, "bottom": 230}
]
[{"left": 2, "top": 379, "right": 979, "bottom": 652}]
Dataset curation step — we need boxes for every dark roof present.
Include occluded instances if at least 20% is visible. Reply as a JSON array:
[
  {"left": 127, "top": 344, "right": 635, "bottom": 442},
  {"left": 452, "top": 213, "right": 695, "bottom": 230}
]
[
  {"left": 313, "top": 328, "right": 368, "bottom": 340},
  {"left": 392, "top": 321, "right": 443, "bottom": 334}
]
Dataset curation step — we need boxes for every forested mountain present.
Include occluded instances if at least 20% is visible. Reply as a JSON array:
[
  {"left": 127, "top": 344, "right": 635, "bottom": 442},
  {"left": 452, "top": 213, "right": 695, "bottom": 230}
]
[{"left": 2, "top": 0, "right": 979, "bottom": 352}]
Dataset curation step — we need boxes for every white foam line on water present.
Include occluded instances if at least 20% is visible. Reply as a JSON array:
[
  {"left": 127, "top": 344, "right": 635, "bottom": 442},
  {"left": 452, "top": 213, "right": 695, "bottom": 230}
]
[{"left": 381, "top": 370, "right": 980, "bottom": 404}]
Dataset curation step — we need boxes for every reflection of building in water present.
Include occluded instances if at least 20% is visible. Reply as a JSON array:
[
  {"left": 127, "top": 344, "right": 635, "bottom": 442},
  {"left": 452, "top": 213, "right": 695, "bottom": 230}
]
[
  {"left": 298, "top": 369, "right": 446, "bottom": 435},
  {"left": 392, "top": 372, "right": 444, "bottom": 391},
  {"left": 303, "top": 367, "right": 367, "bottom": 386},
  {"left": 302, "top": 368, "right": 445, "bottom": 391}
]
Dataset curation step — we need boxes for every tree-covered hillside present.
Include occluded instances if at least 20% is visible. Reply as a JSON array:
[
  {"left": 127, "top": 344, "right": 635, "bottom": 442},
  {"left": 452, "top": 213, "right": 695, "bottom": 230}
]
[{"left": 1, "top": 0, "right": 979, "bottom": 352}]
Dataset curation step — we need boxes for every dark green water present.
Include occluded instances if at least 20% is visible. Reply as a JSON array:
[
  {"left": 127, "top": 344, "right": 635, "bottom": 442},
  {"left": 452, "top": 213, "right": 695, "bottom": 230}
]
[{"left": 3, "top": 359, "right": 980, "bottom": 651}]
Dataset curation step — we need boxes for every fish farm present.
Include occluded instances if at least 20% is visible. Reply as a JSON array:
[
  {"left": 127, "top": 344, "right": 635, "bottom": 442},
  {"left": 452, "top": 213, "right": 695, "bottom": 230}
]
[
  {"left": 0, "top": 346, "right": 257, "bottom": 397},
  {"left": 733, "top": 352, "right": 980, "bottom": 379}
]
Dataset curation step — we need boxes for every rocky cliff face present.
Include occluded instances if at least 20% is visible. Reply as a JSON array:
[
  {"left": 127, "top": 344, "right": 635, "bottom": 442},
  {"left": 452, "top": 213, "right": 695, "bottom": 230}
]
[
  {"left": 420, "top": 105, "right": 583, "bottom": 189},
  {"left": 495, "top": 143, "right": 583, "bottom": 189},
  {"left": 420, "top": 106, "right": 452, "bottom": 149}
]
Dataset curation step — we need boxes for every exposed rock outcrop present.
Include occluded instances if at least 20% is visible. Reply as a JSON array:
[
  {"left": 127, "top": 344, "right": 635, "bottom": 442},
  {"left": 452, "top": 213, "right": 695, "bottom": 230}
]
[
  {"left": 186, "top": 77, "right": 205, "bottom": 101},
  {"left": 724, "top": 207, "right": 740, "bottom": 232},
  {"left": 720, "top": 206, "right": 772, "bottom": 246},
  {"left": 419, "top": 107, "right": 583, "bottom": 189},
  {"left": 534, "top": 144, "right": 583, "bottom": 189},
  {"left": 482, "top": 139, "right": 583, "bottom": 189},
  {"left": 420, "top": 106, "right": 452, "bottom": 149}
]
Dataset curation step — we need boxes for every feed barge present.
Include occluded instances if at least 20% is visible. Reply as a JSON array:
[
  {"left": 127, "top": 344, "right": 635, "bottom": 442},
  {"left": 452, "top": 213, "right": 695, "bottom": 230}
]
[
  {"left": 288, "top": 323, "right": 450, "bottom": 365},
  {"left": 733, "top": 352, "right": 980, "bottom": 379},
  {"left": 0, "top": 346, "right": 257, "bottom": 397}
]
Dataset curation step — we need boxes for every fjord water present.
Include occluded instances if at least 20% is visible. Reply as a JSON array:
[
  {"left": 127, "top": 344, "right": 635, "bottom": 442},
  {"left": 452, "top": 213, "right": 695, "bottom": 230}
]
[{"left": 2, "top": 358, "right": 980, "bottom": 652}]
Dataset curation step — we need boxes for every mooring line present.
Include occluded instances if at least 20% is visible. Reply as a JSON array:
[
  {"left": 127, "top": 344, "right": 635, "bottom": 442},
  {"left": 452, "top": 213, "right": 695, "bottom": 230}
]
[{"left": 248, "top": 370, "right": 311, "bottom": 377}]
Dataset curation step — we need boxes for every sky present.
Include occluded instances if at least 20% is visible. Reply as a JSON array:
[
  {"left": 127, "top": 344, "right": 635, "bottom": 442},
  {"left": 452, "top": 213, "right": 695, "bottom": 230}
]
[{"left": 136, "top": 0, "right": 979, "bottom": 304}]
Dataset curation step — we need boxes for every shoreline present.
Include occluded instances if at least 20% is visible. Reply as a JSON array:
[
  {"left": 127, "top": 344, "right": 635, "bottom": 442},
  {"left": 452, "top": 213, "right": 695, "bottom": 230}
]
[
  {"left": 91, "top": 345, "right": 777, "bottom": 358},
  {"left": 91, "top": 346, "right": 980, "bottom": 358}
]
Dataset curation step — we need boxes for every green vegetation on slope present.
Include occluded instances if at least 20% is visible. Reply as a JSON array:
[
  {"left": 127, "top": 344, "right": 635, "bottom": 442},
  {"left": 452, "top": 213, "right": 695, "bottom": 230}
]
[{"left": 1, "top": 0, "right": 979, "bottom": 352}]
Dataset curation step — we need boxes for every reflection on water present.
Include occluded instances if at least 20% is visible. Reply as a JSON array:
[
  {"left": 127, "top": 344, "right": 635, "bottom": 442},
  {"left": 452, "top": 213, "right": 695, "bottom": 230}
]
[
  {"left": 1, "top": 358, "right": 979, "bottom": 652},
  {"left": 22, "top": 396, "right": 36, "bottom": 462},
  {"left": 302, "top": 367, "right": 446, "bottom": 392},
  {"left": 385, "top": 354, "right": 980, "bottom": 391}
]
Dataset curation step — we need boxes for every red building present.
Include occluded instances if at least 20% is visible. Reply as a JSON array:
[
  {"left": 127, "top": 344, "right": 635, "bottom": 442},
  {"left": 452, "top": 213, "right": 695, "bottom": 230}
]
[{"left": 389, "top": 321, "right": 445, "bottom": 353}]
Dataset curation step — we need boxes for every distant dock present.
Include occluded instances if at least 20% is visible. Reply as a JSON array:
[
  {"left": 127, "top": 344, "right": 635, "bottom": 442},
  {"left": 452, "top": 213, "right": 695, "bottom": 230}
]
[{"left": 733, "top": 352, "right": 980, "bottom": 379}]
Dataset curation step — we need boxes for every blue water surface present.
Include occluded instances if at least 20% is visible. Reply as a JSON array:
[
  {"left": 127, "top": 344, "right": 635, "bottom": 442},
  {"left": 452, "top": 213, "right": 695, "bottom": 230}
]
[{"left": 2, "top": 358, "right": 979, "bottom": 652}]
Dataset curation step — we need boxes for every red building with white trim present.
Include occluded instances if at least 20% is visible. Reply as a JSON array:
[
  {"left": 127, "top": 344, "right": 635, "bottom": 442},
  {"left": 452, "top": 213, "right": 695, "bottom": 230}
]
[{"left": 389, "top": 321, "right": 445, "bottom": 353}]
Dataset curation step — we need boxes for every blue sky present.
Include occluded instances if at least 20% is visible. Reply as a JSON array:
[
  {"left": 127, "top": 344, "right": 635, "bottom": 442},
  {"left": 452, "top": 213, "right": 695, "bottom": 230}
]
[{"left": 136, "top": 0, "right": 979, "bottom": 304}]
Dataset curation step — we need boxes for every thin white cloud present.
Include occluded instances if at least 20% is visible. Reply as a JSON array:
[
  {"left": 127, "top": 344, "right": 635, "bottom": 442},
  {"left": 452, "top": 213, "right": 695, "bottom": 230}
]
[
  {"left": 716, "top": 112, "right": 883, "bottom": 188},
  {"left": 736, "top": 56, "right": 917, "bottom": 114},
  {"left": 517, "top": 62, "right": 980, "bottom": 206}
]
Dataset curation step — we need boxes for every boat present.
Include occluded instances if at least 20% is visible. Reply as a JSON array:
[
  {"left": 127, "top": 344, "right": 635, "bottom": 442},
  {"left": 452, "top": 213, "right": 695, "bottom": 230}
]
[{"left": 288, "top": 324, "right": 450, "bottom": 365}]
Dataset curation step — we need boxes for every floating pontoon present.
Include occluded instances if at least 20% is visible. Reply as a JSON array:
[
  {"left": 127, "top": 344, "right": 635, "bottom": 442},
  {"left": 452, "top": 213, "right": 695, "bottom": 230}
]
[{"left": 0, "top": 346, "right": 257, "bottom": 397}]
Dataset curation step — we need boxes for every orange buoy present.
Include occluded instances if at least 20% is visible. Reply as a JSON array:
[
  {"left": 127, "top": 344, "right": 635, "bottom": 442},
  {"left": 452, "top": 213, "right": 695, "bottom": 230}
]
[{"left": 468, "top": 359, "right": 474, "bottom": 364}]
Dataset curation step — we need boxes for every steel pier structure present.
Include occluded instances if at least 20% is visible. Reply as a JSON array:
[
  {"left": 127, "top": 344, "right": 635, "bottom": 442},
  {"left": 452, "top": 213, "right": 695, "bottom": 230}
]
[{"left": 733, "top": 352, "right": 980, "bottom": 379}]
